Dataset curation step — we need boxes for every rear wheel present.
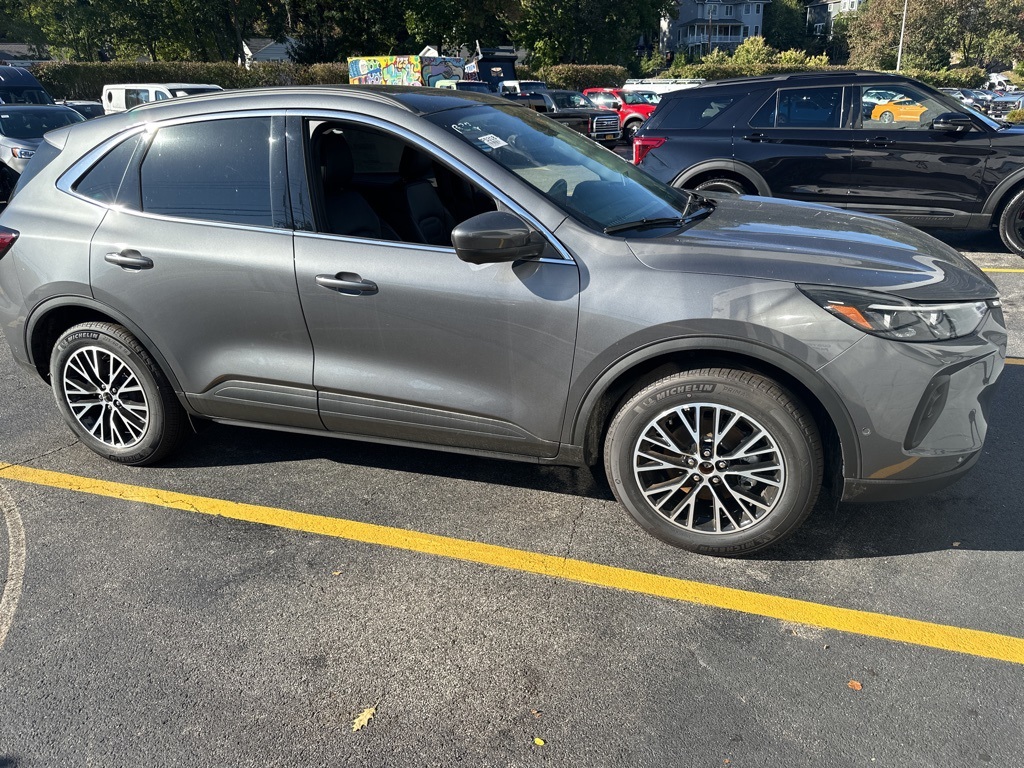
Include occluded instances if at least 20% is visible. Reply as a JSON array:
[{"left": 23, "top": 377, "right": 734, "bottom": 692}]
[
  {"left": 50, "top": 322, "right": 187, "bottom": 465},
  {"left": 693, "top": 177, "right": 747, "bottom": 195},
  {"left": 879, "top": 110, "right": 895, "bottom": 123},
  {"left": 604, "top": 369, "right": 823, "bottom": 556},
  {"left": 623, "top": 120, "right": 643, "bottom": 141},
  {"left": 998, "top": 188, "right": 1024, "bottom": 257}
]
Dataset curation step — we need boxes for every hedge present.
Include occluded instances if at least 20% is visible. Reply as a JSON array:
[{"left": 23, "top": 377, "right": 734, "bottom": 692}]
[
  {"left": 31, "top": 61, "right": 351, "bottom": 101},
  {"left": 533, "top": 64, "right": 631, "bottom": 91}
]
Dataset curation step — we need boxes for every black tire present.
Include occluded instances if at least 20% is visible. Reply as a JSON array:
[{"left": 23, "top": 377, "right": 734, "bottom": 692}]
[
  {"left": 623, "top": 120, "right": 643, "bottom": 141},
  {"left": 998, "top": 188, "right": 1024, "bottom": 257},
  {"left": 693, "top": 177, "right": 747, "bottom": 195},
  {"left": 50, "top": 322, "right": 187, "bottom": 465},
  {"left": 879, "top": 110, "right": 895, "bottom": 123},
  {"left": 604, "top": 368, "right": 823, "bottom": 556}
]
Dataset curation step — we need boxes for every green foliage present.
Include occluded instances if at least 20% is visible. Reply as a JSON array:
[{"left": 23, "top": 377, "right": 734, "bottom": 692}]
[
  {"left": 668, "top": 39, "right": 832, "bottom": 80},
  {"left": 31, "top": 61, "right": 350, "bottom": 101},
  {"left": 534, "top": 64, "right": 630, "bottom": 90},
  {"left": 1006, "top": 109, "right": 1024, "bottom": 123},
  {"left": 901, "top": 67, "right": 986, "bottom": 88},
  {"left": 513, "top": 0, "right": 676, "bottom": 67},
  {"left": 762, "top": 0, "right": 813, "bottom": 53}
]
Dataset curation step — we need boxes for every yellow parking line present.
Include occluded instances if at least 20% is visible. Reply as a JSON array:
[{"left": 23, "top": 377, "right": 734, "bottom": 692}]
[
  {"left": 982, "top": 268, "right": 1024, "bottom": 273},
  {"left": 2, "top": 462, "right": 1024, "bottom": 666},
  {"left": 1008, "top": 358, "right": 1024, "bottom": 366}
]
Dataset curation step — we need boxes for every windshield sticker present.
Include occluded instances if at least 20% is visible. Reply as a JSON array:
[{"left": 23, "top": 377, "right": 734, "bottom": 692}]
[{"left": 478, "top": 133, "right": 508, "bottom": 149}]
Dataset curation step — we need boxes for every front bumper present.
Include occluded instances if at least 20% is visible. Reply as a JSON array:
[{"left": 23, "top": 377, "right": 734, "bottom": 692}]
[{"left": 817, "top": 307, "right": 1006, "bottom": 502}]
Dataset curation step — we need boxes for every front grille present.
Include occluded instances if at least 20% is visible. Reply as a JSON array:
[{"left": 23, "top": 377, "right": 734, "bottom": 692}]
[{"left": 593, "top": 115, "right": 620, "bottom": 133}]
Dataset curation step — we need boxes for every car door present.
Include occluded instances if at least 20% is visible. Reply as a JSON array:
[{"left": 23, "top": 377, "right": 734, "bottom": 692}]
[
  {"left": 847, "top": 84, "right": 992, "bottom": 223},
  {"left": 739, "top": 84, "right": 855, "bottom": 206},
  {"left": 86, "top": 114, "right": 322, "bottom": 429},
  {"left": 288, "top": 114, "right": 580, "bottom": 458}
]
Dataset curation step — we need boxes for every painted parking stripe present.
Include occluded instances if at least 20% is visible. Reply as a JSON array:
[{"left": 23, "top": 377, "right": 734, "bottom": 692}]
[
  {"left": 2, "top": 463, "right": 1024, "bottom": 666},
  {"left": 1008, "top": 358, "right": 1024, "bottom": 366},
  {"left": 982, "top": 268, "right": 1024, "bottom": 273}
]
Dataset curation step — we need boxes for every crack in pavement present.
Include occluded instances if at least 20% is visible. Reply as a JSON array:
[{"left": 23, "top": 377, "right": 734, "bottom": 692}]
[{"left": 0, "top": 481, "right": 26, "bottom": 653}]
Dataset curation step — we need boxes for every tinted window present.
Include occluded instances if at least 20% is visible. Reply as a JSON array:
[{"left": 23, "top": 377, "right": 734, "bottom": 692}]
[
  {"left": 859, "top": 85, "right": 956, "bottom": 130},
  {"left": 751, "top": 87, "right": 844, "bottom": 128},
  {"left": 125, "top": 89, "right": 150, "bottom": 108},
  {"left": 141, "top": 117, "right": 283, "bottom": 227},
  {"left": 74, "top": 133, "right": 147, "bottom": 206},
  {"left": 657, "top": 93, "right": 741, "bottom": 129},
  {"left": 0, "top": 87, "right": 54, "bottom": 105}
]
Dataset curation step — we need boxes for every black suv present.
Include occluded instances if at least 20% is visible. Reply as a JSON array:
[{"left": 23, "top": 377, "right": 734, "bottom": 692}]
[
  {"left": 634, "top": 71, "right": 1024, "bottom": 256},
  {"left": 509, "top": 90, "right": 621, "bottom": 147}
]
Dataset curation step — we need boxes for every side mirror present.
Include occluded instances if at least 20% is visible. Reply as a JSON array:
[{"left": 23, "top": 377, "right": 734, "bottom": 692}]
[
  {"left": 452, "top": 211, "right": 546, "bottom": 264},
  {"left": 931, "top": 112, "right": 974, "bottom": 133}
]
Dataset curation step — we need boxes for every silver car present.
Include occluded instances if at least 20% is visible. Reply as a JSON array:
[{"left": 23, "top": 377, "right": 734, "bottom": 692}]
[
  {"left": 0, "top": 87, "right": 1007, "bottom": 556},
  {"left": 0, "top": 104, "right": 84, "bottom": 197}
]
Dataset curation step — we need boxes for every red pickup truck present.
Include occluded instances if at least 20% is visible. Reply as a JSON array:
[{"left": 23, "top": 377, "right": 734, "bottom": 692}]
[{"left": 582, "top": 88, "right": 658, "bottom": 141}]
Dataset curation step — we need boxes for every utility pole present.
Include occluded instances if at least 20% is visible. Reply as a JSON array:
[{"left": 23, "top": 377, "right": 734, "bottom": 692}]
[{"left": 896, "top": 0, "right": 909, "bottom": 71}]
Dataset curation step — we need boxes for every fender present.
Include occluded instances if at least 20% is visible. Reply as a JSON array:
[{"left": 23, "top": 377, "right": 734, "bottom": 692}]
[
  {"left": 25, "top": 295, "right": 187, "bottom": 399},
  {"left": 981, "top": 165, "right": 1024, "bottom": 216},
  {"left": 568, "top": 335, "right": 862, "bottom": 479},
  {"left": 672, "top": 159, "right": 772, "bottom": 196}
]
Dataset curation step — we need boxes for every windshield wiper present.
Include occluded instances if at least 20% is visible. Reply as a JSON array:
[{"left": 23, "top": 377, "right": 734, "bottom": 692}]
[{"left": 603, "top": 216, "right": 686, "bottom": 235}]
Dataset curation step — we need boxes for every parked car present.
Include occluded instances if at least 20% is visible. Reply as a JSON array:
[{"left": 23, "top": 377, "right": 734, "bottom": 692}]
[
  {"left": 497, "top": 80, "right": 548, "bottom": 95},
  {"left": 0, "top": 65, "right": 54, "bottom": 105},
  {"left": 0, "top": 104, "right": 85, "bottom": 199},
  {"left": 583, "top": 87, "right": 658, "bottom": 140},
  {"left": 510, "top": 90, "right": 621, "bottom": 147},
  {"left": 939, "top": 88, "right": 980, "bottom": 109},
  {"left": 988, "top": 92, "right": 1024, "bottom": 120},
  {"left": 622, "top": 78, "right": 704, "bottom": 95},
  {"left": 634, "top": 70, "right": 1024, "bottom": 256},
  {"left": 435, "top": 79, "right": 494, "bottom": 94},
  {"left": 59, "top": 100, "right": 106, "bottom": 119},
  {"left": 101, "top": 83, "right": 223, "bottom": 114},
  {"left": 0, "top": 86, "right": 1005, "bottom": 556}
]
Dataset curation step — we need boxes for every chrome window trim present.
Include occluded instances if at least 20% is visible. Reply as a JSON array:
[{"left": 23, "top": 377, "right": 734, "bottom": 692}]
[
  {"left": 288, "top": 108, "right": 576, "bottom": 265},
  {"left": 56, "top": 110, "right": 290, "bottom": 232}
]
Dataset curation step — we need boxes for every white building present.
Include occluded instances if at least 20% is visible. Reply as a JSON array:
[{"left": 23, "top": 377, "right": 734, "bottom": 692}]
[
  {"left": 806, "top": 0, "right": 863, "bottom": 38},
  {"left": 660, "top": 0, "right": 771, "bottom": 59}
]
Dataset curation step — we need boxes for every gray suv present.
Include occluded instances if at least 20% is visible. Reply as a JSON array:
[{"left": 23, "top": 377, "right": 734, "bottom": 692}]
[{"left": 0, "top": 86, "right": 1007, "bottom": 556}]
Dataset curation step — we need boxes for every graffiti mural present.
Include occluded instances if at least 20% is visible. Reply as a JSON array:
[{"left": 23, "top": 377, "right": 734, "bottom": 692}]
[{"left": 348, "top": 56, "right": 469, "bottom": 86}]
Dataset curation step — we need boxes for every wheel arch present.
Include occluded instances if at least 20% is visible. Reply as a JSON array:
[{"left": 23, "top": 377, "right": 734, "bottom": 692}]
[
  {"left": 25, "top": 297, "right": 186, "bottom": 396},
  {"left": 981, "top": 168, "right": 1024, "bottom": 218},
  {"left": 571, "top": 338, "right": 858, "bottom": 492},
  {"left": 672, "top": 160, "right": 771, "bottom": 196}
]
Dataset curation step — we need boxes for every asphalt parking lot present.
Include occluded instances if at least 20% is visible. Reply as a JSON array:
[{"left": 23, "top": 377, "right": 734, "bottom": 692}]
[{"left": 1, "top": 230, "right": 1022, "bottom": 767}]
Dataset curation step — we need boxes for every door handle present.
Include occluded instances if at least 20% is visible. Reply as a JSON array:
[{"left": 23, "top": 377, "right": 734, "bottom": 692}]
[
  {"left": 742, "top": 133, "right": 767, "bottom": 143},
  {"left": 104, "top": 249, "right": 153, "bottom": 271},
  {"left": 315, "top": 272, "right": 378, "bottom": 296},
  {"left": 865, "top": 136, "right": 893, "bottom": 148}
]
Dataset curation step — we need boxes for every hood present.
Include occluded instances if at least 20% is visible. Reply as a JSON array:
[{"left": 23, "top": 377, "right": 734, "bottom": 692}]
[{"left": 627, "top": 196, "right": 998, "bottom": 301}]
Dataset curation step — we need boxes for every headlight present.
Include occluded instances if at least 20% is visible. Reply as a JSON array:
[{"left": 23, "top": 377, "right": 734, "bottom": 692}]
[
  {"left": 799, "top": 286, "right": 994, "bottom": 342},
  {"left": 10, "top": 147, "right": 34, "bottom": 160}
]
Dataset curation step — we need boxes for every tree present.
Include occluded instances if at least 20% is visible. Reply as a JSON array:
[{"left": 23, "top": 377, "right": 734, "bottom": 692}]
[
  {"left": 848, "top": 0, "right": 950, "bottom": 70},
  {"left": 514, "top": 0, "right": 675, "bottom": 67},
  {"left": 762, "top": 0, "right": 812, "bottom": 53}
]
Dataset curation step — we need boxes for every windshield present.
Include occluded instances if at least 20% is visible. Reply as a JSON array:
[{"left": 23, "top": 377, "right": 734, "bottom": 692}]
[
  {"left": 456, "top": 82, "right": 492, "bottom": 93},
  {"left": 426, "top": 104, "right": 702, "bottom": 234},
  {"left": 0, "top": 108, "right": 84, "bottom": 139}
]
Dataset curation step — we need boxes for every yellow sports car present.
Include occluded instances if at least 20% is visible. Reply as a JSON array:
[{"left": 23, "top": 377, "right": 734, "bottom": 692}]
[{"left": 871, "top": 98, "right": 928, "bottom": 123}]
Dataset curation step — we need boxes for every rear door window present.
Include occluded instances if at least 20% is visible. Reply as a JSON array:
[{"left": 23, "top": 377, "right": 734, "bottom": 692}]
[
  {"left": 655, "top": 93, "right": 741, "bottom": 129},
  {"left": 750, "top": 87, "right": 845, "bottom": 128},
  {"left": 139, "top": 116, "right": 288, "bottom": 228}
]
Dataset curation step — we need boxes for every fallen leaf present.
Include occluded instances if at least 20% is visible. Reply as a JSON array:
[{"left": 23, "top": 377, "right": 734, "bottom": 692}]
[
  {"left": 352, "top": 706, "right": 376, "bottom": 732},
  {"left": 848, "top": 680, "right": 863, "bottom": 691},
  {"left": 531, "top": 709, "right": 542, "bottom": 719},
  {"left": 952, "top": 542, "right": 961, "bottom": 548},
  {"left": 534, "top": 737, "right": 546, "bottom": 746},
  {"left": 332, "top": 571, "right": 342, "bottom": 576}
]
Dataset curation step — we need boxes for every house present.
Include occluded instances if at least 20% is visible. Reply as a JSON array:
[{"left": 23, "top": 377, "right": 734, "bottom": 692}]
[
  {"left": 660, "top": 0, "right": 770, "bottom": 59},
  {"left": 806, "top": 0, "right": 862, "bottom": 38}
]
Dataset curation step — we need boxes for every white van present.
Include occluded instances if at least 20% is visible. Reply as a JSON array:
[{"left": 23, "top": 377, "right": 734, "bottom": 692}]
[
  {"left": 622, "top": 78, "right": 704, "bottom": 95},
  {"left": 101, "top": 83, "right": 224, "bottom": 114}
]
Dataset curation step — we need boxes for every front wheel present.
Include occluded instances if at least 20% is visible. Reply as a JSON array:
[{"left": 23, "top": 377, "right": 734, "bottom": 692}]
[
  {"left": 604, "top": 369, "right": 823, "bottom": 556},
  {"left": 879, "top": 110, "right": 895, "bottom": 123},
  {"left": 998, "top": 188, "right": 1024, "bottom": 257},
  {"left": 50, "top": 321, "right": 187, "bottom": 465},
  {"left": 623, "top": 120, "right": 643, "bottom": 141}
]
